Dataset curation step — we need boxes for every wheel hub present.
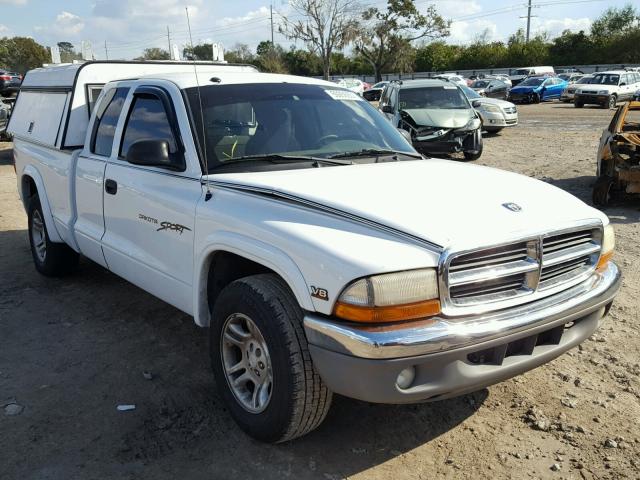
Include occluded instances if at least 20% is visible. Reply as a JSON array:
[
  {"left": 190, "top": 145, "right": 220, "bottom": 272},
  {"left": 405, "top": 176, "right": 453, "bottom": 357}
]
[
  {"left": 220, "top": 313, "right": 273, "bottom": 413},
  {"left": 31, "top": 210, "right": 46, "bottom": 262}
]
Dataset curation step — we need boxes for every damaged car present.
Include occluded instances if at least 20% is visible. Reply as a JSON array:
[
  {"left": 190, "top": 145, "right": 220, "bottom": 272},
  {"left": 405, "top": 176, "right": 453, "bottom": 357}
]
[
  {"left": 379, "top": 79, "right": 483, "bottom": 160},
  {"left": 593, "top": 100, "right": 640, "bottom": 206}
]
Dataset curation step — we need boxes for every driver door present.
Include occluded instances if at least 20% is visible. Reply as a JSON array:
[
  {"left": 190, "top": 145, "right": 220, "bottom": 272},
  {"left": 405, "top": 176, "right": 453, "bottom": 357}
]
[{"left": 101, "top": 86, "right": 203, "bottom": 314}]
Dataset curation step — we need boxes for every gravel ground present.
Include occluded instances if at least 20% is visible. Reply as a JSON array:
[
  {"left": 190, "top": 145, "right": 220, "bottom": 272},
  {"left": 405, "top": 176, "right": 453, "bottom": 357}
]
[{"left": 1, "top": 102, "right": 639, "bottom": 480}]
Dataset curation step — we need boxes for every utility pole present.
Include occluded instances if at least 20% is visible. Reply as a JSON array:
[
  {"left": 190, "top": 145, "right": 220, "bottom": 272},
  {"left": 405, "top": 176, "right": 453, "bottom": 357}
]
[
  {"left": 525, "top": 0, "right": 532, "bottom": 42},
  {"left": 167, "top": 25, "right": 172, "bottom": 58},
  {"left": 270, "top": 3, "right": 274, "bottom": 45},
  {"left": 104, "top": 40, "right": 108, "bottom": 60}
]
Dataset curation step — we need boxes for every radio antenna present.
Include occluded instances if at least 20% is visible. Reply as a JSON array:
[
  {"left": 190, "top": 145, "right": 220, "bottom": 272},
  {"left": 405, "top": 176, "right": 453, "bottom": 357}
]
[{"left": 186, "top": 6, "right": 212, "bottom": 201}]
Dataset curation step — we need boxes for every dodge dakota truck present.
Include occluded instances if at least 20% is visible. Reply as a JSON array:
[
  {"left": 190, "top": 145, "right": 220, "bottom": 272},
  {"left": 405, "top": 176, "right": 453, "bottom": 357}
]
[{"left": 8, "top": 61, "right": 620, "bottom": 443}]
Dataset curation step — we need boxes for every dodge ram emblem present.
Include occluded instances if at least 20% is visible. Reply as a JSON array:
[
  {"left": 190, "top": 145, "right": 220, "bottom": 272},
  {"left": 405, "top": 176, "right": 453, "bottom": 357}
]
[{"left": 502, "top": 202, "right": 522, "bottom": 212}]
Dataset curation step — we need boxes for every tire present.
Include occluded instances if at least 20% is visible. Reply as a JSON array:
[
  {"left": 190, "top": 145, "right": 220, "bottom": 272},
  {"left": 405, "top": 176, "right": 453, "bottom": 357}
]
[
  {"left": 607, "top": 95, "right": 617, "bottom": 109},
  {"left": 592, "top": 175, "right": 614, "bottom": 207},
  {"left": 484, "top": 127, "right": 503, "bottom": 134},
  {"left": 574, "top": 100, "right": 584, "bottom": 108},
  {"left": 210, "top": 274, "right": 332, "bottom": 443},
  {"left": 463, "top": 129, "right": 483, "bottom": 161},
  {"left": 28, "top": 195, "right": 79, "bottom": 276}
]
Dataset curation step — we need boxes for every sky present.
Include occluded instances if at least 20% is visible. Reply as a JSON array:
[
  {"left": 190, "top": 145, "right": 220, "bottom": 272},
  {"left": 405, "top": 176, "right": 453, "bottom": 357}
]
[{"left": 0, "top": 0, "right": 633, "bottom": 60}]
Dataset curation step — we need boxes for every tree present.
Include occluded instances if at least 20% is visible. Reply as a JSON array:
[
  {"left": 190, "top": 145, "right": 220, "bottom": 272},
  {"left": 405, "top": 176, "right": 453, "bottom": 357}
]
[
  {"left": 0, "top": 37, "right": 50, "bottom": 74},
  {"left": 183, "top": 43, "right": 213, "bottom": 61},
  {"left": 591, "top": 4, "right": 639, "bottom": 39},
  {"left": 57, "top": 41, "right": 82, "bottom": 63},
  {"left": 225, "top": 43, "right": 256, "bottom": 64},
  {"left": 280, "top": 0, "right": 360, "bottom": 79},
  {"left": 136, "top": 47, "right": 170, "bottom": 61},
  {"left": 282, "top": 47, "right": 322, "bottom": 76},
  {"left": 254, "top": 41, "right": 287, "bottom": 73},
  {"left": 356, "top": 0, "right": 450, "bottom": 81}
]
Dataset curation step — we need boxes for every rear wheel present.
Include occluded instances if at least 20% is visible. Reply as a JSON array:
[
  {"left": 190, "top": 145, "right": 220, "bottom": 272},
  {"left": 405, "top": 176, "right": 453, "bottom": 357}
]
[
  {"left": 28, "top": 195, "right": 79, "bottom": 276},
  {"left": 210, "top": 274, "right": 332, "bottom": 443}
]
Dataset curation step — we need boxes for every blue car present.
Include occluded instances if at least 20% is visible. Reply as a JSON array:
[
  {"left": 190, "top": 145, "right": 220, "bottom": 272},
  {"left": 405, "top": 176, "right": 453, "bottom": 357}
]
[{"left": 507, "top": 76, "right": 568, "bottom": 104}]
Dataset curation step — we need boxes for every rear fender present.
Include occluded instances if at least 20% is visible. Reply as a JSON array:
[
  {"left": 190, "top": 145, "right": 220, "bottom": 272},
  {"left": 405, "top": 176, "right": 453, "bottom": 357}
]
[{"left": 20, "top": 165, "right": 63, "bottom": 243}]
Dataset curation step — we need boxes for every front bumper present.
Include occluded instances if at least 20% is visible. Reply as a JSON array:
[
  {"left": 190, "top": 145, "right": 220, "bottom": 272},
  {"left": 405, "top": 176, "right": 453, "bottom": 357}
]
[
  {"left": 576, "top": 93, "right": 609, "bottom": 105},
  {"left": 304, "top": 262, "right": 620, "bottom": 403},
  {"left": 412, "top": 130, "right": 477, "bottom": 154},
  {"left": 480, "top": 110, "right": 518, "bottom": 128},
  {"left": 508, "top": 92, "right": 537, "bottom": 103}
]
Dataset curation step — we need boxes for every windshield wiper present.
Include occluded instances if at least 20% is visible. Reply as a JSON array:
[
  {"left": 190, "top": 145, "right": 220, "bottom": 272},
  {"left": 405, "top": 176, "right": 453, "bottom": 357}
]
[
  {"left": 328, "top": 149, "right": 422, "bottom": 160},
  {"left": 217, "top": 154, "right": 353, "bottom": 167}
]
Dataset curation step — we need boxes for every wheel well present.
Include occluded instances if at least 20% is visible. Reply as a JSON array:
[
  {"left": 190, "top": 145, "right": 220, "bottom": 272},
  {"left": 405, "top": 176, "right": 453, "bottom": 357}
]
[
  {"left": 21, "top": 175, "right": 37, "bottom": 207},
  {"left": 207, "top": 251, "right": 274, "bottom": 313}
]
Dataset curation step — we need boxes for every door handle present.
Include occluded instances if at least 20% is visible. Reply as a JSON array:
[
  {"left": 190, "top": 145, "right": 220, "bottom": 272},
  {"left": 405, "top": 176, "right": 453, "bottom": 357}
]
[{"left": 105, "top": 179, "right": 117, "bottom": 195}]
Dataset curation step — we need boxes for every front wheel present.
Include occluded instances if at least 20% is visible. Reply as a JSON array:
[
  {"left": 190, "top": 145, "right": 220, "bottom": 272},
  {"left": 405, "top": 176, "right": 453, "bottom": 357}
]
[
  {"left": 574, "top": 100, "right": 584, "bottom": 108},
  {"left": 463, "top": 129, "right": 483, "bottom": 161},
  {"left": 28, "top": 195, "right": 79, "bottom": 276},
  {"left": 607, "top": 95, "right": 617, "bottom": 109},
  {"left": 210, "top": 274, "right": 332, "bottom": 443}
]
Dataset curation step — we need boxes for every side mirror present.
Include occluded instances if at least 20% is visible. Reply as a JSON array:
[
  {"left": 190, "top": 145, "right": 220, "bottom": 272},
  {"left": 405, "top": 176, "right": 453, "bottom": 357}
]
[
  {"left": 126, "top": 139, "right": 183, "bottom": 171},
  {"left": 620, "top": 82, "right": 626, "bottom": 86},
  {"left": 381, "top": 105, "right": 394, "bottom": 114},
  {"left": 472, "top": 100, "right": 481, "bottom": 108},
  {"left": 396, "top": 128, "right": 412, "bottom": 143}
]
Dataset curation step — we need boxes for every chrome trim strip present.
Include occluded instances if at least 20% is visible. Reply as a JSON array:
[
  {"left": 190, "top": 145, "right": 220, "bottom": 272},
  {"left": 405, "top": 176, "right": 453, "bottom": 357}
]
[
  {"left": 542, "top": 243, "right": 600, "bottom": 267},
  {"left": 449, "top": 258, "right": 538, "bottom": 286},
  {"left": 303, "top": 262, "right": 620, "bottom": 360},
  {"left": 207, "top": 180, "right": 443, "bottom": 252}
]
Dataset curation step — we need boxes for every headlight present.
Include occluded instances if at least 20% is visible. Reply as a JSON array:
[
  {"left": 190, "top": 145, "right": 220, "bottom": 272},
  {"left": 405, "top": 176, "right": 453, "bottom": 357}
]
[
  {"left": 456, "top": 117, "right": 481, "bottom": 132},
  {"left": 480, "top": 104, "right": 502, "bottom": 113},
  {"left": 334, "top": 269, "right": 440, "bottom": 323},
  {"left": 597, "top": 224, "right": 615, "bottom": 270},
  {"left": 598, "top": 90, "right": 609, "bottom": 95}
]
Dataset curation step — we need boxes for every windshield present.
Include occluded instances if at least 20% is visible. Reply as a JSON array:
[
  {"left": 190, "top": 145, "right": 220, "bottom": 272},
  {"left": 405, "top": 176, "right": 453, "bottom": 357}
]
[
  {"left": 460, "top": 85, "right": 482, "bottom": 99},
  {"left": 185, "top": 83, "right": 415, "bottom": 171},
  {"left": 591, "top": 74, "right": 619, "bottom": 85},
  {"left": 398, "top": 85, "right": 469, "bottom": 110},
  {"left": 372, "top": 82, "right": 387, "bottom": 89},
  {"left": 471, "top": 80, "right": 490, "bottom": 88},
  {"left": 519, "top": 77, "right": 545, "bottom": 87},
  {"left": 515, "top": 69, "right": 531, "bottom": 76},
  {"left": 577, "top": 76, "right": 593, "bottom": 84}
]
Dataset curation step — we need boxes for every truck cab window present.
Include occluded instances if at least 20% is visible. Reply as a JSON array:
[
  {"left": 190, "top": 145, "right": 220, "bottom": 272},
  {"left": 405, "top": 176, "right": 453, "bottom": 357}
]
[
  {"left": 90, "top": 87, "right": 129, "bottom": 157},
  {"left": 120, "top": 95, "right": 177, "bottom": 159}
]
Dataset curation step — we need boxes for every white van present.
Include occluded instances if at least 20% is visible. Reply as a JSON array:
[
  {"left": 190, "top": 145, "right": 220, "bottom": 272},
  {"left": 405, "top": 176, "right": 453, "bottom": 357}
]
[{"left": 510, "top": 66, "right": 555, "bottom": 85}]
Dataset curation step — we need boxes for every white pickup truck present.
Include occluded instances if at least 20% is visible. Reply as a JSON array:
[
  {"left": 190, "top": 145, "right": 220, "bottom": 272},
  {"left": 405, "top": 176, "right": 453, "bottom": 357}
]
[{"left": 9, "top": 61, "right": 620, "bottom": 443}]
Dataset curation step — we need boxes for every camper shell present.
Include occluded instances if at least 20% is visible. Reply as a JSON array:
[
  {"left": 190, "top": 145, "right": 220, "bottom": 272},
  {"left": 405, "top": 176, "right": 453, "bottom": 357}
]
[{"left": 7, "top": 61, "right": 258, "bottom": 150}]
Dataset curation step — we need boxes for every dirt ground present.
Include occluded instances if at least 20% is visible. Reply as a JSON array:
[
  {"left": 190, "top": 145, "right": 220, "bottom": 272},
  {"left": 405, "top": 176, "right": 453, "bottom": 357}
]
[{"left": 1, "top": 102, "right": 639, "bottom": 480}]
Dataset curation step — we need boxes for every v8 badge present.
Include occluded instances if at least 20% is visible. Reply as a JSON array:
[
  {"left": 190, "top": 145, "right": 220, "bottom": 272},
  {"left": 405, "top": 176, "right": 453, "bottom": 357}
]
[{"left": 310, "top": 286, "right": 329, "bottom": 301}]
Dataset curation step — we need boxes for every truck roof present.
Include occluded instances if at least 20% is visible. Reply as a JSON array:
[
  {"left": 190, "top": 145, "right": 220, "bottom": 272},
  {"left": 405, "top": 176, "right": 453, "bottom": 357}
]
[
  {"left": 21, "top": 60, "right": 258, "bottom": 88},
  {"left": 136, "top": 71, "right": 333, "bottom": 89}
]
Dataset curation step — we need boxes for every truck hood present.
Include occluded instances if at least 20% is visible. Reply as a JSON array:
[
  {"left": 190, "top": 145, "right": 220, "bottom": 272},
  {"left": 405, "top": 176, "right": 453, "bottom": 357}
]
[
  {"left": 401, "top": 108, "right": 473, "bottom": 129},
  {"left": 207, "top": 160, "right": 606, "bottom": 249}
]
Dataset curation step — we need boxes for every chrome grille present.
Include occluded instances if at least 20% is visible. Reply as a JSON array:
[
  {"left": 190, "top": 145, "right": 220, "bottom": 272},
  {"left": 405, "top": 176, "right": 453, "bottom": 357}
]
[
  {"left": 442, "top": 225, "right": 602, "bottom": 313},
  {"left": 540, "top": 230, "right": 600, "bottom": 290},
  {"left": 447, "top": 241, "right": 538, "bottom": 306},
  {"left": 503, "top": 106, "right": 517, "bottom": 114}
]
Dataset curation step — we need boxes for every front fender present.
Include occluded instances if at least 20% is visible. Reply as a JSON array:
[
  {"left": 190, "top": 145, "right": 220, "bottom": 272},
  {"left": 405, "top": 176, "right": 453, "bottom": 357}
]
[
  {"left": 193, "top": 230, "right": 315, "bottom": 327},
  {"left": 20, "top": 164, "right": 63, "bottom": 243}
]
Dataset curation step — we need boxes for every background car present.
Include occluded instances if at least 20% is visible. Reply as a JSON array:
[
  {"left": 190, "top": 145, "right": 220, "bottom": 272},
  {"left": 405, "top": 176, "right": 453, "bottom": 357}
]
[
  {"left": 574, "top": 70, "right": 640, "bottom": 109},
  {"left": 560, "top": 74, "right": 594, "bottom": 102},
  {"left": 378, "top": 79, "right": 483, "bottom": 160},
  {"left": 334, "top": 78, "right": 365, "bottom": 95},
  {"left": 0, "top": 70, "right": 22, "bottom": 97},
  {"left": 362, "top": 81, "right": 389, "bottom": 102},
  {"left": 433, "top": 73, "right": 467, "bottom": 87},
  {"left": 559, "top": 73, "right": 584, "bottom": 83},
  {"left": 469, "top": 79, "right": 510, "bottom": 99},
  {"left": 0, "top": 97, "right": 9, "bottom": 136},
  {"left": 507, "top": 76, "right": 568, "bottom": 103},
  {"left": 461, "top": 85, "right": 518, "bottom": 134}
]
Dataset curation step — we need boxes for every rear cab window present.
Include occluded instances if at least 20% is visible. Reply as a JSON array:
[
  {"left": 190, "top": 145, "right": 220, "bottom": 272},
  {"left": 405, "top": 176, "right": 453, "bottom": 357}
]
[{"left": 90, "top": 88, "right": 129, "bottom": 156}]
